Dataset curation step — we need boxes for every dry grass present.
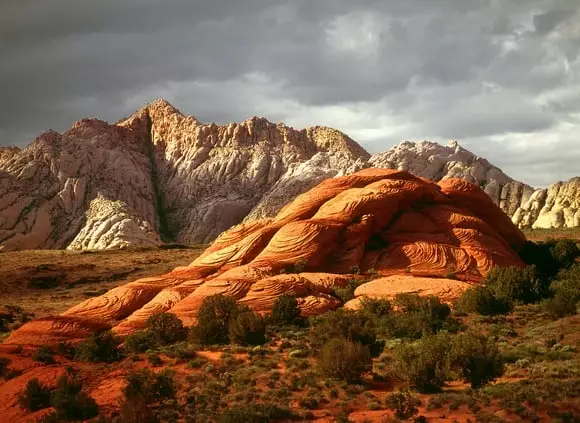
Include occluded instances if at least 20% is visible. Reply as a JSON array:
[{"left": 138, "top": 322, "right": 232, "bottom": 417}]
[
  {"left": 522, "top": 227, "right": 580, "bottom": 242},
  {"left": 0, "top": 246, "right": 205, "bottom": 318}
]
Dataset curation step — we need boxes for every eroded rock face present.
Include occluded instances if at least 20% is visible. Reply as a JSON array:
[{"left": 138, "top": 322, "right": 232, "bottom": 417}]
[
  {"left": 1, "top": 100, "right": 577, "bottom": 252},
  {"left": 0, "top": 100, "right": 367, "bottom": 250},
  {"left": 6, "top": 169, "right": 526, "bottom": 345}
]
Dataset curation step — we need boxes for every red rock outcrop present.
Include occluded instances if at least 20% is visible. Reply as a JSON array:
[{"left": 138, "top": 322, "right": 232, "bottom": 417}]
[{"left": 5, "top": 169, "right": 526, "bottom": 345}]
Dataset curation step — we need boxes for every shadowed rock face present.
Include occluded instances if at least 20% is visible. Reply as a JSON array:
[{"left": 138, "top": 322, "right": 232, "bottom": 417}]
[{"left": 6, "top": 169, "right": 526, "bottom": 346}]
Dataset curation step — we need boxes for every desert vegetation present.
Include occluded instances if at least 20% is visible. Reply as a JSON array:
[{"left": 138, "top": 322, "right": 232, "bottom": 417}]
[{"left": 0, "top": 237, "right": 578, "bottom": 421}]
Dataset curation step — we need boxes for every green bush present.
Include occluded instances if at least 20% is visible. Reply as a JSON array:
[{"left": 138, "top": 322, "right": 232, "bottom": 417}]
[
  {"left": 124, "top": 330, "right": 157, "bottom": 353},
  {"left": 317, "top": 337, "right": 371, "bottom": 383},
  {"left": 218, "top": 403, "right": 296, "bottom": 423},
  {"left": 270, "top": 295, "right": 301, "bottom": 325},
  {"left": 550, "top": 239, "right": 580, "bottom": 269},
  {"left": 74, "top": 330, "right": 121, "bottom": 362},
  {"left": 394, "top": 333, "right": 451, "bottom": 393},
  {"left": 450, "top": 332, "right": 504, "bottom": 388},
  {"left": 485, "top": 265, "right": 545, "bottom": 306},
  {"left": 381, "top": 294, "right": 455, "bottom": 339},
  {"left": 229, "top": 310, "right": 266, "bottom": 346},
  {"left": 50, "top": 374, "right": 99, "bottom": 421},
  {"left": 455, "top": 286, "right": 511, "bottom": 315},
  {"left": 189, "top": 295, "right": 240, "bottom": 345},
  {"left": 123, "top": 369, "right": 176, "bottom": 403},
  {"left": 360, "top": 297, "right": 393, "bottom": 317},
  {"left": 19, "top": 378, "right": 51, "bottom": 411},
  {"left": 309, "top": 309, "right": 382, "bottom": 356},
  {"left": 545, "top": 264, "right": 580, "bottom": 318},
  {"left": 146, "top": 312, "right": 187, "bottom": 345},
  {"left": 385, "top": 390, "right": 420, "bottom": 419},
  {"left": 33, "top": 346, "right": 56, "bottom": 364},
  {"left": 333, "top": 278, "right": 367, "bottom": 304}
]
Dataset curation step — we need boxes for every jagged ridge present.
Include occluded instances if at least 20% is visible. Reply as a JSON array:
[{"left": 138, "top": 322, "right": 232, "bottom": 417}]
[{"left": 0, "top": 99, "right": 578, "bottom": 251}]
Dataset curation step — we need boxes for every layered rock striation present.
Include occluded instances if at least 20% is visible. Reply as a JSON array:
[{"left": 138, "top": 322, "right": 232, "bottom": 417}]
[
  {"left": 6, "top": 169, "right": 526, "bottom": 345},
  {"left": 1, "top": 100, "right": 578, "bottom": 251}
]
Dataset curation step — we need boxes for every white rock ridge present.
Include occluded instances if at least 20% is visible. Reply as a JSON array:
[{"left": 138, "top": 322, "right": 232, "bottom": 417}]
[{"left": 1, "top": 100, "right": 578, "bottom": 251}]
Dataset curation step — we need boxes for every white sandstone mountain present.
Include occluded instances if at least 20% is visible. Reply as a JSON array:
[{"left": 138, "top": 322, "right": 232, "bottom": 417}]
[{"left": 0, "top": 99, "right": 577, "bottom": 251}]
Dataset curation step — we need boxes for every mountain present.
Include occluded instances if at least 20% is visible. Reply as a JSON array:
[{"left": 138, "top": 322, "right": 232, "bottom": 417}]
[{"left": 0, "top": 99, "right": 578, "bottom": 251}]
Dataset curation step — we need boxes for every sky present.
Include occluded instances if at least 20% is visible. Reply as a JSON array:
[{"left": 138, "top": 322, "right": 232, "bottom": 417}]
[{"left": 1, "top": 0, "right": 579, "bottom": 187}]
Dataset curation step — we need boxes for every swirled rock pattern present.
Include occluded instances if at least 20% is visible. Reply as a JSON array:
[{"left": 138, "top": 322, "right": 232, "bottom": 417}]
[{"left": 6, "top": 169, "right": 526, "bottom": 345}]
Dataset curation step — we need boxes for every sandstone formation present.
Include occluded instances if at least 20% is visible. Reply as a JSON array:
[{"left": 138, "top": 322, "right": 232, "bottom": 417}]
[
  {"left": 6, "top": 169, "right": 526, "bottom": 345},
  {"left": 1, "top": 100, "right": 578, "bottom": 252}
]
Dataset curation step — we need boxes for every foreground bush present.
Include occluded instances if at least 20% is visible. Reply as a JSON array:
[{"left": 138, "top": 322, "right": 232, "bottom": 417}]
[
  {"left": 450, "top": 332, "right": 504, "bottom": 388},
  {"left": 228, "top": 310, "right": 266, "bottom": 345},
  {"left": 394, "top": 333, "right": 451, "bottom": 393},
  {"left": 124, "top": 330, "right": 158, "bottom": 353},
  {"left": 146, "top": 312, "right": 187, "bottom": 345},
  {"left": 50, "top": 374, "right": 99, "bottom": 421},
  {"left": 19, "top": 378, "right": 51, "bottom": 411},
  {"left": 381, "top": 294, "right": 456, "bottom": 339},
  {"left": 189, "top": 295, "right": 240, "bottom": 345},
  {"left": 219, "top": 403, "right": 296, "bottom": 423},
  {"left": 309, "top": 309, "right": 382, "bottom": 356},
  {"left": 545, "top": 264, "right": 580, "bottom": 318},
  {"left": 74, "top": 330, "right": 121, "bottom": 362},
  {"left": 270, "top": 294, "right": 302, "bottom": 325},
  {"left": 455, "top": 286, "right": 511, "bottom": 316},
  {"left": 385, "top": 390, "right": 420, "bottom": 419},
  {"left": 486, "top": 265, "right": 544, "bottom": 306},
  {"left": 317, "top": 337, "right": 371, "bottom": 383}
]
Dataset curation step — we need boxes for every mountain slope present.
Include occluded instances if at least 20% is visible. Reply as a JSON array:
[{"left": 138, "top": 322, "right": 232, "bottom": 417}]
[{"left": 0, "top": 100, "right": 578, "bottom": 251}]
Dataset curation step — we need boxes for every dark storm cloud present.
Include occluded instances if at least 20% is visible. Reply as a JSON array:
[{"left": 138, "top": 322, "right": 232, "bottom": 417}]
[{"left": 1, "top": 0, "right": 579, "bottom": 187}]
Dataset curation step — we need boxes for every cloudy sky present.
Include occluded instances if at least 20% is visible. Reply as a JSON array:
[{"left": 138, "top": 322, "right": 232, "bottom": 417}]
[{"left": 1, "top": 0, "right": 579, "bottom": 186}]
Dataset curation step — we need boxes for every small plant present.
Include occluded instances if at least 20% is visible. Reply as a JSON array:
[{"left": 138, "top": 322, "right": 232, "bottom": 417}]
[
  {"left": 394, "top": 333, "right": 451, "bottom": 393},
  {"left": 19, "top": 378, "right": 51, "bottom": 411},
  {"left": 33, "top": 346, "right": 56, "bottom": 364},
  {"left": 124, "top": 329, "right": 157, "bottom": 353},
  {"left": 146, "top": 312, "right": 187, "bottom": 345},
  {"left": 50, "top": 373, "right": 99, "bottom": 421},
  {"left": 450, "top": 332, "right": 504, "bottom": 388},
  {"left": 270, "top": 295, "right": 302, "bottom": 326},
  {"left": 218, "top": 403, "right": 296, "bottom": 423},
  {"left": 74, "top": 330, "right": 121, "bottom": 362},
  {"left": 229, "top": 310, "right": 266, "bottom": 345},
  {"left": 317, "top": 337, "right": 371, "bottom": 383},
  {"left": 189, "top": 294, "right": 240, "bottom": 345},
  {"left": 455, "top": 286, "right": 511, "bottom": 315},
  {"left": 385, "top": 390, "right": 420, "bottom": 419}
]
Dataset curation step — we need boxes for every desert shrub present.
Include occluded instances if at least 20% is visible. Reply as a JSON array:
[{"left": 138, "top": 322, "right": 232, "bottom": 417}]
[
  {"left": 270, "top": 294, "right": 301, "bottom": 325},
  {"left": 19, "top": 378, "right": 51, "bottom": 411},
  {"left": 229, "top": 310, "right": 266, "bottom": 345},
  {"left": 218, "top": 403, "right": 296, "bottom": 423},
  {"left": 33, "top": 346, "right": 56, "bottom": 364},
  {"left": 123, "top": 369, "right": 176, "bottom": 403},
  {"left": 124, "top": 329, "right": 157, "bottom": 353},
  {"left": 309, "top": 309, "right": 382, "bottom": 356},
  {"left": 394, "top": 333, "right": 451, "bottom": 393},
  {"left": 360, "top": 297, "right": 393, "bottom": 317},
  {"left": 333, "top": 278, "right": 368, "bottom": 304},
  {"left": 450, "top": 332, "right": 504, "bottom": 388},
  {"left": 545, "top": 264, "right": 580, "bottom": 318},
  {"left": 75, "top": 330, "right": 121, "bottom": 362},
  {"left": 486, "top": 265, "right": 545, "bottom": 306},
  {"left": 189, "top": 295, "right": 240, "bottom": 345},
  {"left": 455, "top": 286, "right": 511, "bottom": 316},
  {"left": 550, "top": 239, "right": 580, "bottom": 269},
  {"left": 385, "top": 390, "right": 420, "bottom": 419},
  {"left": 381, "top": 294, "right": 455, "bottom": 339},
  {"left": 0, "top": 357, "right": 10, "bottom": 378},
  {"left": 317, "top": 337, "right": 371, "bottom": 383},
  {"left": 146, "top": 312, "right": 187, "bottom": 345},
  {"left": 50, "top": 374, "right": 99, "bottom": 421}
]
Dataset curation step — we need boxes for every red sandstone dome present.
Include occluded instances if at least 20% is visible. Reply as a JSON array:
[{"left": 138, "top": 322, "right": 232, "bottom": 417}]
[{"left": 6, "top": 169, "right": 526, "bottom": 345}]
